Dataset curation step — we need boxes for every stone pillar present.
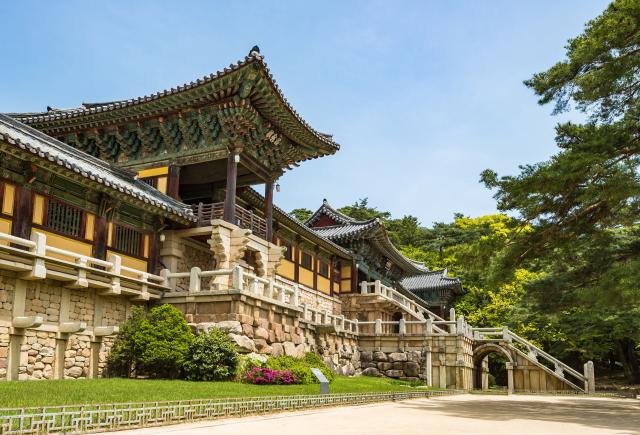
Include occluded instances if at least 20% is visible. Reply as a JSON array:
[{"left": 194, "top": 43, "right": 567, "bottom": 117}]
[
  {"left": 506, "top": 362, "right": 514, "bottom": 395},
  {"left": 439, "top": 354, "right": 447, "bottom": 388},
  {"left": 264, "top": 181, "right": 274, "bottom": 242},
  {"left": 481, "top": 356, "right": 489, "bottom": 390},
  {"left": 159, "top": 232, "right": 184, "bottom": 289},
  {"left": 423, "top": 345, "right": 432, "bottom": 387},
  {"left": 584, "top": 360, "right": 595, "bottom": 393},
  {"left": 7, "top": 279, "right": 27, "bottom": 380},
  {"left": 223, "top": 151, "right": 239, "bottom": 224}
]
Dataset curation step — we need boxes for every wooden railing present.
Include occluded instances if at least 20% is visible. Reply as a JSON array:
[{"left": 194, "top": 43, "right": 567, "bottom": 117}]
[
  {"left": 191, "top": 202, "right": 267, "bottom": 239},
  {"left": 0, "top": 232, "right": 165, "bottom": 300}
]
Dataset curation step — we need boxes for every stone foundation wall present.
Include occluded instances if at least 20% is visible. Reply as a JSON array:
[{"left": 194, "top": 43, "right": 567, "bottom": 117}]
[
  {"left": 296, "top": 284, "right": 341, "bottom": 315},
  {"left": 175, "top": 240, "right": 216, "bottom": 292},
  {"left": 0, "top": 325, "right": 9, "bottom": 380},
  {"left": 24, "top": 283, "right": 61, "bottom": 323},
  {"left": 64, "top": 334, "right": 92, "bottom": 379},
  {"left": 0, "top": 275, "right": 15, "bottom": 318},
  {"left": 19, "top": 330, "right": 56, "bottom": 380},
  {"left": 69, "top": 290, "right": 95, "bottom": 325},
  {"left": 358, "top": 335, "right": 474, "bottom": 388}
]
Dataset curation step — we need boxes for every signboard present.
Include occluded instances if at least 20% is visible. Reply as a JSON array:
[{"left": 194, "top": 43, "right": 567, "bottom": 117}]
[{"left": 311, "top": 368, "right": 330, "bottom": 395}]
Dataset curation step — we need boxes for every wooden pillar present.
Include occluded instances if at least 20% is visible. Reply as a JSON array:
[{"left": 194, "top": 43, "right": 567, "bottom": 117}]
[
  {"left": 147, "top": 233, "right": 159, "bottom": 274},
  {"left": 294, "top": 241, "right": 300, "bottom": 283},
  {"left": 350, "top": 259, "right": 358, "bottom": 293},
  {"left": 329, "top": 257, "right": 335, "bottom": 296},
  {"left": 12, "top": 185, "right": 33, "bottom": 239},
  {"left": 166, "top": 165, "right": 181, "bottom": 199},
  {"left": 92, "top": 216, "right": 108, "bottom": 260},
  {"left": 313, "top": 256, "right": 318, "bottom": 290},
  {"left": 223, "top": 152, "right": 238, "bottom": 224},
  {"left": 264, "top": 181, "right": 274, "bottom": 242}
]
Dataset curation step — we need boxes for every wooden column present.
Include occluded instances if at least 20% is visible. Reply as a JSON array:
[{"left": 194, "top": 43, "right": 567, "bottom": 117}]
[
  {"left": 12, "top": 185, "right": 33, "bottom": 239},
  {"left": 92, "top": 216, "right": 108, "bottom": 260},
  {"left": 329, "top": 256, "right": 335, "bottom": 296},
  {"left": 313, "top": 256, "right": 318, "bottom": 290},
  {"left": 147, "top": 232, "right": 160, "bottom": 274},
  {"left": 264, "top": 181, "right": 274, "bottom": 242},
  {"left": 166, "top": 165, "right": 181, "bottom": 199},
  {"left": 294, "top": 241, "right": 300, "bottom": 283},
  {"left": 223, "top": 152, "right": 238, "bottom": 224},
  {"left": 350, "top": 259, "right": 358, "bottom": 293}
]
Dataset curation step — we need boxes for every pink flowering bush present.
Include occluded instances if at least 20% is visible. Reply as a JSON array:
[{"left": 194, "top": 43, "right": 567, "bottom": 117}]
[{"left": 244, "top": 367, "right": 299, "bottom": 385}]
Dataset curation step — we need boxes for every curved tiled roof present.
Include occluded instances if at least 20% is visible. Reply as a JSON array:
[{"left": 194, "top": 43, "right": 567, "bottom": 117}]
[
  {"left": 238, "top": 188, "right": 353, "bottom": 258},
  {"left": 7, "top": 48, "right": 339, "bottom": 164},
  {"left": 401, "top": 269, "right": 463, "bottom": 294},
  {"left": 0, "top": 114, "right": 195, "bottom": 223},
  {"left": 305, "top": 200, "right": 424, "bottom": 275}
]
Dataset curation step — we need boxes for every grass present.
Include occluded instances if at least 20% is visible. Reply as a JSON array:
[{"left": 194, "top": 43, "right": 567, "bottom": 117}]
[{"left": 0, "top": 376, "right": 427, "bottom": 408}]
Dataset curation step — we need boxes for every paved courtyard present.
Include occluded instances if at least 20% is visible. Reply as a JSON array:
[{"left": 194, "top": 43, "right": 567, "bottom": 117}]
[{"left": 117, "top": 393, "right": 640, "bottom": 435}]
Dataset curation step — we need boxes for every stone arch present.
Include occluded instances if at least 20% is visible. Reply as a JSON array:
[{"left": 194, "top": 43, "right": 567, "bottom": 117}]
[{"left": 472, "top": 343, "right": 514, "bottom": 393}]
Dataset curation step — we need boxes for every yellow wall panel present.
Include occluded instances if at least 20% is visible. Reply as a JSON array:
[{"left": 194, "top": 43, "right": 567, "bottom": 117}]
[
  {"left": 109, "top": 250, "right": 148, "bottom": 276},
  {"left": 317, "top": 275, "right": 331, "bottom": 294},
  {"left": 277, "top": 259, "right": 295, "bottom": 280},
  {"left": 107, "top": 223, "right": 113, "bottom": 246},
  {"left": 138, "top": 166, "right": 168, "bottom": 178},
  {"left": 2, "top": 184, "right": 15, "bottom": 216},
  {"left": 341, "top": 279, "right": 352, "bottom": 292},
  {"left": 0, "top": 218, "right": 11, "bottom": 246},
  {"left": 34, "top": 230, "right": 92, "bottom": 262},
  {"left": 84, "top": 213, "right": 95, "bottom": 241},
  {"left": 341, "top": 265, "right": 351, "bottom": 278},
  {"left": 143, "top": 235, "right": 150, "bottom": 258},
  {"left": 156, "top": 176, "right": 168, "bottom": 194},
  {"left": 299, "top": 267, "right": 314, "bottom": 288},
  {"left": 32, "top": 195, "right": 44, "bottom": 225}
]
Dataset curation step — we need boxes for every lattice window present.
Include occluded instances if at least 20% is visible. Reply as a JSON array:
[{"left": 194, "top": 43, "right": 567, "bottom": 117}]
[
  {"left": 46, "top": 198, "right": 83, "bottom": 237},
  {"left": 301, "top": 251, "right": 313, "bottom": 270},
  {"left": 318, "top": 261, "right": 329, "bottom": 278},
  {"left": 140, "top": 177, "right": 158, "bottom": 188},
  {"left": 113, "top": 225, "right": 143, "bottom": 257}
]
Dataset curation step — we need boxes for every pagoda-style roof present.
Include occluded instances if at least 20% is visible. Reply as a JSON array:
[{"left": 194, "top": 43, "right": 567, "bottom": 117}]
[
  {"left": 305, "top": 200, "right": 424, "bottom": 275},
  {"left": 6, "top": 47, "right": 339, "bottom": 177},
  {"left": 401, "top": 269, "right": 463, "bottom": 294},
  {"left": 238, "top": 188, "right": 352, "bottom": 259},
  {"left": 0, "top": 114, "right": 195, "bottom": 224}
]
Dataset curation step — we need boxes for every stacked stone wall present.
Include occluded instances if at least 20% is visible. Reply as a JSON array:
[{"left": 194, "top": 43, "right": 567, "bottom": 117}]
[
  {"left": 0, "top": 325, "right": 8, "bottom": 380},
  {"left": 297, "top": 285, "right": 341, "bottom": 315},
  {"left": 24, "top": 284, "right": 61, "bottom": 323},
  {"left": 64, "top": 334, "right": 92, "bottom": 379},
  {"left": 0, "top": 275, "right": 15, "bottom": 319},
  {"left": 19, "top": 330, "right": 56, "bottom": 380},
  {"left": 102, "top": 298, "right": 128, "bottom": 326},
  {"left": 176, "top": 241, "right": 216, "bottom": 292},
  {"left": 68, "top": 290, "right": 95, "bottom": 325}
]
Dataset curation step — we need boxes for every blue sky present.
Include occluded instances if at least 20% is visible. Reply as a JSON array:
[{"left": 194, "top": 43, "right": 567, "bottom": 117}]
[{"left": 0, "top": 1, "right": 609, "bottom": 225}]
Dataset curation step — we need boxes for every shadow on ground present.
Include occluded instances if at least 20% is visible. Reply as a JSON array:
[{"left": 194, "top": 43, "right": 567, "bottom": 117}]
[{"left": 400, "top": 395, "right": 640, "bottom": 434}]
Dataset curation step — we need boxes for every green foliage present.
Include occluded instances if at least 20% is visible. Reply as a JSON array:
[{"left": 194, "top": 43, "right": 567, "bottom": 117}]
[
  {"left": 482, "top": 0, "right": 640, "bottom": 382},
  {"left": 264, "top": 353, "right": 335, "bottom": 385},
  {"left": 105, "top": 306, "right": 146, "bottom": 378},
  {"left": 183, "top": 328, "right": 239, "bottom": 381},
  {"left": 290, "top": 208, "right": 313, "bottom": 222},
  {"left": 235, "top": 353, "right": 268, "bottom": 381},
  {"left": 133, "top": 304, "right": 194, "bottom": 379},
  {"left": 338, "top": 198, "right": 391, "bottom": 222}
]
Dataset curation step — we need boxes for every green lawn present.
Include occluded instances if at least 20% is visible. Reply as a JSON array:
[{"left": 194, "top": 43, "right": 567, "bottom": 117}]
[{"left": 0, "top": 376, "right": 425, "bottom": 408}]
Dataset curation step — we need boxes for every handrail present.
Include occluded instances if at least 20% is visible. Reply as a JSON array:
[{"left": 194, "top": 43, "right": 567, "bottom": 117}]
[{"left": 0, "top": 232, "right": 164, "bottom": 299}]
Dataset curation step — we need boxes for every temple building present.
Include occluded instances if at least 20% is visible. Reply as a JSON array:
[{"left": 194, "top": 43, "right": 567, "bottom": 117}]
[{"left": 0, "top": 47, "right": 589, "bottom": 396}]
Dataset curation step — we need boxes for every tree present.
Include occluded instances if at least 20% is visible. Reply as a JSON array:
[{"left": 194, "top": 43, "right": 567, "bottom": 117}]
[
  {"left": 105, "top": 305, "right": 146, "bottom": 377},
  {"left": 482, "top": 0, "right": 640, "bottom": 382},
  {"left": 133, "top": 304, "right": 194, "bottom": 378},
  {"left": 338, "top": 198, "right": 391, "bottom": 222},
  {"left": 290, "top": 208, "right": 313, "bottom": 222}
]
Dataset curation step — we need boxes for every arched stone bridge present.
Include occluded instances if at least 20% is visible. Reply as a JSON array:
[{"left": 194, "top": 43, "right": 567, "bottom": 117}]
[{"left": 472, "top": 327, "right": 595, "bottom": 394}]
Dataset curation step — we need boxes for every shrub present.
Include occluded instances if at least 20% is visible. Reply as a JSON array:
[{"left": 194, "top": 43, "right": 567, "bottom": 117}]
[
  {"left": 105, "top": 306, "right": 147, "bottom": 377},
  {"left": 183, "top": 328, "right": 239, "bottom": 381},
  {"left": 265, "top": 352, "right": 334, "bottom": 385},
  {"left": 245, "top": 367, "right": 298, "bottom": 385},
  {"left": 235, "top": 353, "right": 268, "bottom": 381},
  {"left": 133, "top": 304, "right": 194, "bottom": 378}
]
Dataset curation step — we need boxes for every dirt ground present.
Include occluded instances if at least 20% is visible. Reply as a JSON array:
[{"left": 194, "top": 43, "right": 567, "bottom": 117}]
[{"left": 115, "top": 393, "right": 640, "bottom": 435}]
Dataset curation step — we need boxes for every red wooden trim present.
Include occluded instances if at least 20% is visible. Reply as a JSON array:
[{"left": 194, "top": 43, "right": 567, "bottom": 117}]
[
  {"left": 313, "top": 257, "right": 318, "bottom": 290},
  {"left": 166, "top": 165, "right": 181, "bottom": 199},
  {"left": 294, "top": 242, "right": 300, "bottom": 282},
  {"left": 12, "top": 185, "right": 33, "bottom": 239},
  {"left": 92, "top": 216, "right": 108, "bottom": 260}
]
